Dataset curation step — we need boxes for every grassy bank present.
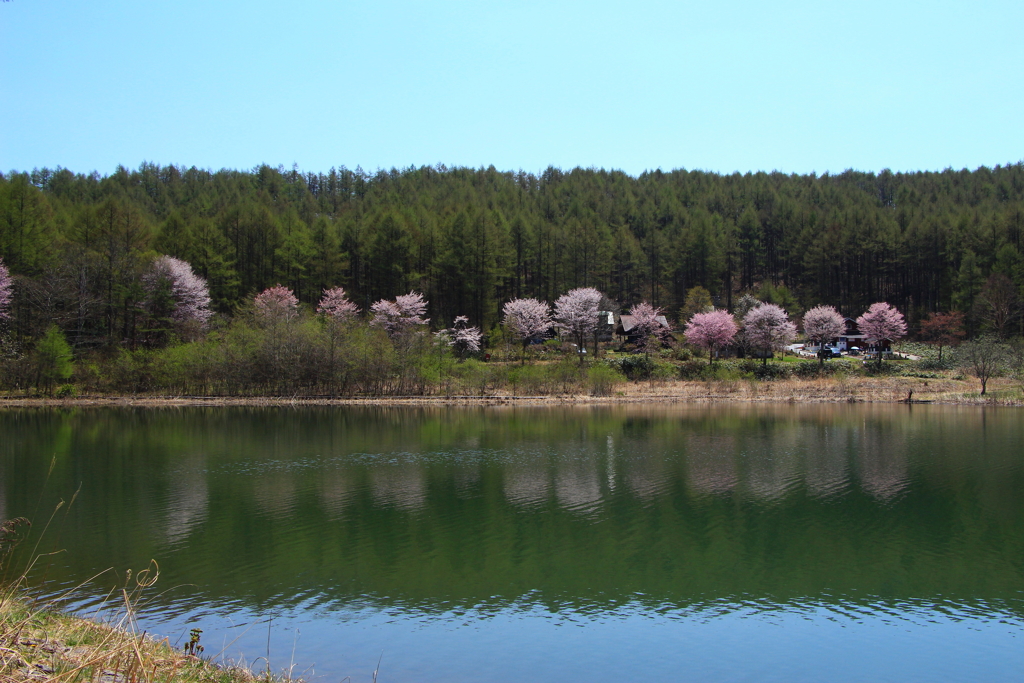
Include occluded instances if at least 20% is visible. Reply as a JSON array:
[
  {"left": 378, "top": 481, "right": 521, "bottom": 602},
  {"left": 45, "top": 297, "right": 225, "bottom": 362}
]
[{"left": 0, "top": 585, "right": 299, "bottom": 683}]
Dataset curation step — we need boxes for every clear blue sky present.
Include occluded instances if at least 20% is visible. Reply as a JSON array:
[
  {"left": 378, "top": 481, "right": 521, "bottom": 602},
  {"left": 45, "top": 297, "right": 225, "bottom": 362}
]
[{"left": 2, "top": 0, "right": 1022, "bottom": 177}]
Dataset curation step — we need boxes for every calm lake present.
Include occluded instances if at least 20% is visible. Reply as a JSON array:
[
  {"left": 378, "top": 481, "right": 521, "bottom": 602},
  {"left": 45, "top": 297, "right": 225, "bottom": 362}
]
[{"left": 2, "top": 404, "right": 1024, "bottom": 682}]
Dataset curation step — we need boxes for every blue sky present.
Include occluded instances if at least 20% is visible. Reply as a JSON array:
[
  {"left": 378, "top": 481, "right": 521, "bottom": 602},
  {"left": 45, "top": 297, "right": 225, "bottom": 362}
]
[{"left": 2, "top": 0, "right": 1022, "bottom": 176}]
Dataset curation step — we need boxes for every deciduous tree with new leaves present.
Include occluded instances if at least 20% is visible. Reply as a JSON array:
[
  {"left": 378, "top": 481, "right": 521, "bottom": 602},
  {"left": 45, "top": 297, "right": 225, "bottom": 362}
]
[
  {"left": 684, "top": 310, "right": 738, "bottom": 365},
  {"left": 502, "top": 298, "right": 552, "bottom": 364},
  {"left": 370, "top": 291, "right": 429, "bottom": 338},
  {"left": 802, "top": 305, "right": 846, "bottom": 366},
  {"left": 743, "top": 303, "right": 797, "bottom": 365},
  {"left": 856, "top": 302, "right": 907, "bottom": 366},
  {"left": 0, "top": 257, "right": 12, "bottom": 321},
  {"left": 553, "top": 287, "right": 603, "bottom": 363},
  {"left": 255, "top": 285, "right": 299, "bottom": 323},
  {"left": 317, "top": 287, "right": 359, "bottom": 323}
]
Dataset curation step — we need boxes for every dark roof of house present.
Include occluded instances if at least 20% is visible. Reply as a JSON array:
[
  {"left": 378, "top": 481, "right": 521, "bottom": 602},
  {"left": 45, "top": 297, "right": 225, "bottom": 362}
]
[{"left": 618, "top": 315, "right": 670, "bottom": 333}]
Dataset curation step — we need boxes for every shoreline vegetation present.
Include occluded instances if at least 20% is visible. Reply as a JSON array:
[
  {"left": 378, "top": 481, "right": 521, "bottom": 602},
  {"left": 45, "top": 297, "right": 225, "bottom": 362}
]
[
  {"left": 0, "top": 593, "right": 273, "bottom": 682},
  {"left": 1, "top": 371, "right": 1021, "bottom": 407}
]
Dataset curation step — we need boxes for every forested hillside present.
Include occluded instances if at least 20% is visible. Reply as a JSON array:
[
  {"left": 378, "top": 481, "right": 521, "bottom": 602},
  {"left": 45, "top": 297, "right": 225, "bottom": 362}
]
[{"left": 2, "top": 162, "right": 1023, "bottom": 347}]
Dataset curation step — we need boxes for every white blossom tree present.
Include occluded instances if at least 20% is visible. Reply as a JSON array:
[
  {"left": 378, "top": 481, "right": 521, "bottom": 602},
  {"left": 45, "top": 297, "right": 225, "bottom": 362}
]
[
  {"left": 502, "top": 298, "right": 552, "bottom": 364},
  {"left": 743, "top": 303, "right": 797, "bottom": 365},
  {"left": 437, "top": 315, "right": 483, "bottom": 360},
  {"left": 553, "top": 287, "right": 603, "bottom": 363},
  {"left": 856, "top": 302, "right": 907, "bottom": 367},
  {"left": 143, "top": 256, "right": 213, "bottom": 340},
  {"left": 370, "top": 291, "right": 429, "bottom": 338},
  {"left": 684, "top": 310, "right": 738, "bottom": 365},
  {"left": 0, "top": 257, "right": 12, "bottom": 321},
  {"left": 802, "top": 305, "right": 846, "bottom": 365}
]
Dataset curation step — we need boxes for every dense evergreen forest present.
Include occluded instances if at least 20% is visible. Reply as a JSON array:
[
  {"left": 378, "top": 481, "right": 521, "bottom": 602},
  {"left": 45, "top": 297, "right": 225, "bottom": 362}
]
[{"left": 2, "top": 161, "right": 1023, "bottom": 349}]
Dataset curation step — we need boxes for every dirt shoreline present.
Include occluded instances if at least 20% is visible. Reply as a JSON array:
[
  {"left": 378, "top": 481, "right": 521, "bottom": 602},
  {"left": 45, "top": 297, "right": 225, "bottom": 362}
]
[{"left": 1, "top": 376, "right": 1021, "bottom": 408}]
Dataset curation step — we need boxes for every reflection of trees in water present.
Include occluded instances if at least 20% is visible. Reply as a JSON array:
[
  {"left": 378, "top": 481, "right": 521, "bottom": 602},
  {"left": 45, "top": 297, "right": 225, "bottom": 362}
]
[
  {"left": 503, "top": 467, "right": 549, "bottom": 508},
  {"left": 317, "top": 470, "right": 353, "bottom": 520},
  {"left": 744, "top": 438, "right": 800, "bottom": 501},
  {"left": 685, "top": 435, "right": 738, "bottom": 496},
  {"left": 803, "top": 428, "right": 850, "bottom": 499},
  {"left": 555, "top": 454, "right": 602, "bottom": 514},
  {"left": 371, "top": 466, "right": 426, "bottom": 511},
  {"left": 453, "top": 464, "right": 481, "bottom": 498},
  {"left": 253, "top": 472, "right": 297, "bottom": 517},
  {"left": 622, "top": 438, "right": 669, "bottom": 502},
  {"left": 163, "top": 455, "right": 209, "bottom": 544},
  {"left": 857, "top": 429, "right": 908, "bottom": 501}
]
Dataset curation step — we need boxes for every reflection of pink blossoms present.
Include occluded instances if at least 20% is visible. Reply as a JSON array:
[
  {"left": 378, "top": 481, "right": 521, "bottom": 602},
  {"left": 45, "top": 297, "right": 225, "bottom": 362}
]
[
  {"left": 684, "top": 310, "right": 738, "bottom": 364},
  {"left": 255, "top": 285, "right": 299, "bottom": 322},
  {"left": 0, "top": 257, "right": 12, "bottom": 321},
  {"left": 743, "top": 303, "right": 797, "bottom": 363},
  {"left": 146, "top": 256, "right": 212, "bottom": 325},
  {"left": 370, "top": 291, "right": 429, "bottom": 337},
  {"left": 317, "top": 287, "right": 359, "bottom": 323}
]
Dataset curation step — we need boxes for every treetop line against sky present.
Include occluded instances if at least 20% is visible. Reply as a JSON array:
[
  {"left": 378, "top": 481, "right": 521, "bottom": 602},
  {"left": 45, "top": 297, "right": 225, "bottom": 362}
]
[{"left": 1, "top": 1, "right": 1022, "bottom": 176}]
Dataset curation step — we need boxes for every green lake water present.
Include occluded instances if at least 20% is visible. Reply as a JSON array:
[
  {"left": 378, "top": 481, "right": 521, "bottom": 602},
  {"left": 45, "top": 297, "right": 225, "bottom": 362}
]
[{"left": 2, "top": 404, "right": 1023, "bottom": 682}]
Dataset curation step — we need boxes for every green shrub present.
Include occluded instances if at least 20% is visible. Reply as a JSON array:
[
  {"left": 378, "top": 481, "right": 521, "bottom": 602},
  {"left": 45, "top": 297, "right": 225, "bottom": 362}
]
[
  {"left": 587, "top": 364, "right": 624, "bottom": 396},
  {"left": 54, "top": 383, "right": 78, "bottom": 398}
]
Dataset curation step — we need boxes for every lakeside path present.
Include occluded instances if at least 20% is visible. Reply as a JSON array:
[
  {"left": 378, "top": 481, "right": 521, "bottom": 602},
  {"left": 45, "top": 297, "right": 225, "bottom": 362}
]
[{"left": 1, "top": 376, "right": 1021, "bottom": 408}]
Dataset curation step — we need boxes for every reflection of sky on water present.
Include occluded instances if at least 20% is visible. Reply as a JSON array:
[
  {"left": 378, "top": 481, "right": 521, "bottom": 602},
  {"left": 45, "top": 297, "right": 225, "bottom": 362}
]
[{"left": 117, "top": 594, "right": 1024, "bottom": 683}]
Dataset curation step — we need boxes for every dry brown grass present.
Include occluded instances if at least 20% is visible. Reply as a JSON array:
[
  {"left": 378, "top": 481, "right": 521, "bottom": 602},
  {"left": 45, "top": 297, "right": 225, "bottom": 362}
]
[{"left": 0, "top": 563, "right": 283, "bottom": 683}]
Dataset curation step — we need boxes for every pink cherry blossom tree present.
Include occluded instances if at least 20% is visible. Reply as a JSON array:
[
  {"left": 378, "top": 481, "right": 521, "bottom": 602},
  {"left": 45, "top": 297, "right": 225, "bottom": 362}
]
[
  {"left": 317, "top": 287, "right": 359, "bottom": 323},
  {"left": 255, "top": 285, "right": 299, "bottom": 323},
  {"left": 437, "top": 315, "right": 483, "bottom": 360},
  {"left": 502, "top": 298, "right": 552, "bottom": 364},
  {"left": 145, "top": 256, "right": 213, "bottom": 327},
  {"left": 553, "top": 287, "right": 603, "bottom": 363},
  {"left": 685, "top": 310, "right": 738, "bottom": 365},
  {"left": 743, "top": 303, "right": 797, "bottom": 365},
  {"left": 370, "top": 291, "right": 430, "bottom": 338},
  {"left": 802, "top": 305, "right": 846, "bottom": 366},
  {"left": 629, "top": 302, "right": 668, "bottom": 356},
  {"left": 0, "top": 257, "right": 12, "bottom": 321},
  {"left": 856, "top": 302, "right": 907, "bottom": 367}
]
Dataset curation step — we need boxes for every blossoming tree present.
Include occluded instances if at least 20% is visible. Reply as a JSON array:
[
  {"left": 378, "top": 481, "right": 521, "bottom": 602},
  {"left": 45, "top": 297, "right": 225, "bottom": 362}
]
[
  {"left": 743, "top": 303, "right": 797, "bottom": 365},
  {"left": 856, "top": 302, "right": 907, "bottom": 366},
  {"left": 317, "top": 287, "right": 359, "bottom": 323},
  {"left": 370, "top": 291, "right": 429, "bottom": 338},
  {"left": 502, "top": 298, "right": 552, "bottom": 363},
  {"left": 0, "top": 257, "right": 12, "bottom": 321},
  {"left": 629, "top": 302, "right": 667, "bottom": 356},
  {"left": 684, "top": 310, "right": 738, "bottom": 365},
  {"left": 553, "top": 287, "right": 603, "bottom": 363},
  {"left": 145, "top": 256, "right": 213, "bottom": 327},
  {"left": 255, "top": 285, "right": 299, "bottom": 323},
  {"left": 802, "top": 305, "right": 846, "bottom": 365},
  {"left": 437, "top": 315, "right": 483, "bottom": 360}
]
